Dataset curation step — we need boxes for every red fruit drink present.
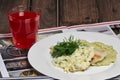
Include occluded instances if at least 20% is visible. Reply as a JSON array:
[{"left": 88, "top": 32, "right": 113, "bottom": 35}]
[{"left": 8, "top": 11, "right": 40, "bottom": 49}]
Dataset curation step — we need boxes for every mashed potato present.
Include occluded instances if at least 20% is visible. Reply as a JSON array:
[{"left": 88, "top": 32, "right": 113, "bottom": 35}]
[{"left": 52, "top": 45, "right": 94, "bottom": 72}]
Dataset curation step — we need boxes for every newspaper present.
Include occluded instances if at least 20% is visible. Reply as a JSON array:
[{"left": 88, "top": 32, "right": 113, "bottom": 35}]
[{"left": 0, "top": 21, "right": 120, "bottom": 80}]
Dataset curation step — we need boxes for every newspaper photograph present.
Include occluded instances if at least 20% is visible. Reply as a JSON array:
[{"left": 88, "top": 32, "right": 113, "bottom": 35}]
[{"left": 109, "top": 24, "right": 120, "bottom": 39}]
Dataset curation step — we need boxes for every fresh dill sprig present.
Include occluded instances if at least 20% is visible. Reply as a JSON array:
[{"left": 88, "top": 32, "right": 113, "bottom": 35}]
[{"left": 51, "top": 35, "right": 79, "bottom": 58}]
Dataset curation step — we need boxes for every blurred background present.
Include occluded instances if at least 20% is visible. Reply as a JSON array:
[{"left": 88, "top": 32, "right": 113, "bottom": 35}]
[{"left": 0, "top": 0, "right": 120, "bottom": 33}]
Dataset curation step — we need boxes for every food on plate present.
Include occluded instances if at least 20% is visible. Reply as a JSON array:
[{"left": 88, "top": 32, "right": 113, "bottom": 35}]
[
  {"left": 50, "top": 36, "right": 79, "bottom": 58},
  {"left": 50, "top": 36, "right": 117, "bottom": 72},
  {"left": 91, "top": 42, "right": 117, "bottom": 66}
]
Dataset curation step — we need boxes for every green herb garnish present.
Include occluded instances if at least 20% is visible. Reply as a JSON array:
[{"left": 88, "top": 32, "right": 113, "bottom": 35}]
[{"left": 51, "top": 36, "right": 79, "bottom": 58}]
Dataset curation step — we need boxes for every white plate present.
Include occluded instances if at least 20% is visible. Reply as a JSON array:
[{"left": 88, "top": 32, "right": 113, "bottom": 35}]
[{"left": 28, "top": 32, "right": 120, "bottom": 80}]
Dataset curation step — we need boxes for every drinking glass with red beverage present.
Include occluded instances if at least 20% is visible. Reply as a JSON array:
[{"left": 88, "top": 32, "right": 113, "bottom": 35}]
[{"left": 7, "top": 5, "right": 41, "bottom": 56}]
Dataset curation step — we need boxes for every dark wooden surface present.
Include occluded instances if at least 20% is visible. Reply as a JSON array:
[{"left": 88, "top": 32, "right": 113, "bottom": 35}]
[
  {"left": 96, "top": 0, "right": 120, "bottom": 22},
  {"left": 59, "top": 0, "right": 120, "bottom": 26},
  {"left": 32, "top": 0, "right": 57, "bottom": 29},
  {"left": 1, "top": 0, "right": 120, "bottom": 33},
  {"left": 59, "top": 0, "right": 99, "bottom": 26}
]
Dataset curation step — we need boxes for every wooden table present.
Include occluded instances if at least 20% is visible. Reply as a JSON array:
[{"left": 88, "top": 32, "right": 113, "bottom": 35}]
[{"left": 0, "top": 0, "right": 120, "bottom": 33}]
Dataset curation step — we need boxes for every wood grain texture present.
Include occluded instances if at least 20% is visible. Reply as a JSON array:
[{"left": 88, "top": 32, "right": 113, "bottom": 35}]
[
  {"left": 1, "top": 0, "right": 120, "bottom": 33},
  {"left": 59, "top": 0, "right": 99, "bottom": 26},
  {"left": 59, "top": 0, "right": 120, "bottom": 26},
  {"left": 0, "top": 0, "right": 30, "bottom": 33},
  {"left": 32, "top": 0, "right": 57, "bottom": 29},
  {"left": 96, "top": 0, "right": 120, "bottom": 22}
]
